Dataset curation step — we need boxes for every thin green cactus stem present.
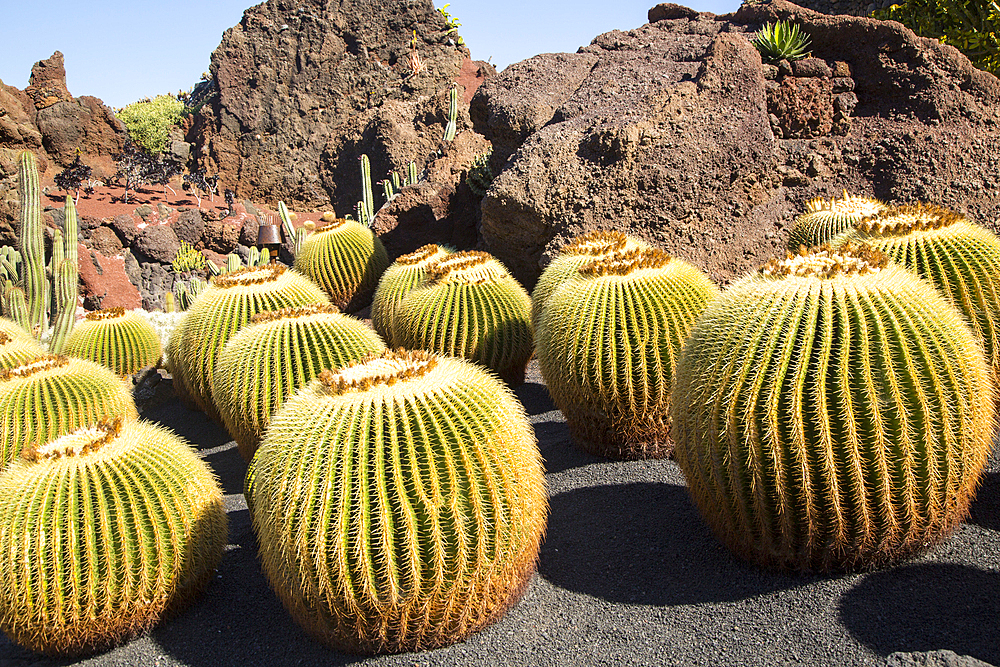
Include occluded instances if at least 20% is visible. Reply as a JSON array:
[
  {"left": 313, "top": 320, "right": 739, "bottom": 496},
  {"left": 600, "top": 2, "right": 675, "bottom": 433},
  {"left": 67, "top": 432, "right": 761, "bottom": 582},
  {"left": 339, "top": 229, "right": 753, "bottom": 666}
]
[
  {"left": 2, "top": 282, "right": 30, "bottom": 333},
  {"left": 360, "top": 154, "right": 374, "bottom": 226},
  {"left": 671, "top": 244, "right": 995, "bottom": 571},
  {"left": 371, "top": 244, "right": 453, "bottom": 346},
  {"left": 245, "top": 349, "right": 547, "bottom": 655},
  {"left": 278, "top": 201, "right": 296, "bottom": 241},
  {"left": 407, "top": 161, "right": 418, "bottom": 186},
  {"left": 48, "top": 260, "right": 76, "bottom": 354},
  {"left": 17, "top": 151, "right": 46, "bottom": 337},
  {"left": 443, "top": 85, "right": 458, "bottom": 142},
  {"left": 63, "top": 194, "right": 78, "bottom": 276}
]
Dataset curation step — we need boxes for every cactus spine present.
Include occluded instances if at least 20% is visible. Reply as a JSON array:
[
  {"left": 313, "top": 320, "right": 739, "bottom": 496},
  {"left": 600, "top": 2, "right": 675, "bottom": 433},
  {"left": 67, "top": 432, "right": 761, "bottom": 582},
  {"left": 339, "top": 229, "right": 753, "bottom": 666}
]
[
  {"left": 293, "top": 217, "right": 389, "bottom": 311},
  {"left": 0, "top": 418, "right": 227, "bottom": 656},
  {"left": 213, "top": 303, "right": 386, "bottom": 461},
  {"left": 0, "top": 355, "right": 139, "bottom": 467},
  {"left": 371, "top": 244, "right": 453, "bottom": 346},
  {"left": 63, "top": 307, "right": 163, "bottom": 377},
  {"left": 246, "top": 349, "right": 547, "bottom": 654},
  {"left": 671, "top": 245, "right": 994, "bottom": 571},
  {"left": 787, "top": 191, "right": 885, "bottom": 250},
  {"left": 536, "top": 247, "right": 718, "bottom": 459},
  {"left": 392, "top": 251, "right": 533, "bottom": 385}
]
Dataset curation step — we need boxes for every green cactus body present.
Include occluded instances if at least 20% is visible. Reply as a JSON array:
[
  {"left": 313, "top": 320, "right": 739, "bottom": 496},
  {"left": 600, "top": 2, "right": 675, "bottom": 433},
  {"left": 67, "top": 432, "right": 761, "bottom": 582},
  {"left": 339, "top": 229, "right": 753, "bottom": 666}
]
[
  {"left": 536, "top": 248, "right": 718, "bottom": 460},
  {"left": 213, "top": 303, "right": 386, "bottom": 461},
  {"left": 531, "top": 230, "right": 649, "bottom": 328},
  {"left": 0, "top": 418, "right": 227, "bottom": 656},
  {"left": 392, "top": 251, "right": 533, "bottom": 386},
  {"left": 165, "top": 264, "right": 329, "bottom": 421},
  {"left": 293, "top": 218, "right": 389, "bottom": 312},
  {"left": 0, "top": 355, "right": 139, "bottom": 468},
  {"left": 0, "top": 316, "right": 36, "bottom": 343},
  {"left": 246, "top": 349, "right": 547, "bottom": 654},
  {"left": 0, "top": 330, "right": 44, "bottom": 369},
  {"left": 371, "top": 244, "right": 453, "bottom": 346},
  {"left": 838, "top": 203, "right": 1000, "bottom": 388},
  {"left": 17, "top": 152, "right": 45, "bottom": 336},
  {"left": 787, "top": 192, "right": 885, "bottom": 250},
  {"left": 63, "top": 307, "right": 164, "bottom": 377},
  {"left": 671, "top": 245, "right": 994, "bottom": 571}
]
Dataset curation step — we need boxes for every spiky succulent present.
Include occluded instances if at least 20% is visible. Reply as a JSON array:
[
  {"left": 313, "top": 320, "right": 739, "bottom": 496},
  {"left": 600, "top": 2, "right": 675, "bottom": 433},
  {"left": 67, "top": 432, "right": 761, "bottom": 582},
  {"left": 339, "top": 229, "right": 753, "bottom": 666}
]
[
  {"left": 0, "top": 355, "right": 139, "bottom": 468},
  {"left": 0, "top": 417, "right": 226, "bottom": 656},
  {"left": 0, "top": 316, "right": 35, "bottom": 343},
  {"left": 536, "top": 247, "right": 718, "bottom": 460},
  {"left": 787, "top": 192, "right": 886, "bottom": 250},
  {"left": 246, "top": 349, "right": 547, "bottom": 654},
  {"left": 62, "top": 307, "right": 163, "bottom": 377},
  {"left": 293, "top": 217, "right": 389, "bottom": 311},
  {"left": 0, "top": 330, "right": 44, "bottom": 369},
  {"left": 671, "top": 244, "right": 994, "bottom": 571},
  {"left": 392, "top": 251, "right": 534, "bottom": 385},
  {"left": 165, "top": 264, "right": 330, "bottom": 421},
  {"left": 371, "top": 244, "right": 453, "bottom": 346},
  {"left": 839, "top": 203, "right": 1000, "bottom": 388},
  {"left": 752, "top": 20, "right": 812, "bottom": 62},
  {"left": 213, "top": 303, "right": 386, "bottom": 461},
  {"left": 531, "top": 230, "right": 649, "bottom": 328}
]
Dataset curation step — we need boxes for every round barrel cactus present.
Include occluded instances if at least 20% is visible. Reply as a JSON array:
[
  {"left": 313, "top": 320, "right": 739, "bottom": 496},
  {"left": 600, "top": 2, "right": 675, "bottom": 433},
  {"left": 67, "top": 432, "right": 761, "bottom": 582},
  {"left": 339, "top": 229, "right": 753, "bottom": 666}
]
[
  {"left": 0, "top": 329, "right": 43, "bottom": 369},
  {"left": 392, "top": 251, "right": 533, "bottom": 385},
  {"left": 246, "top": 349, "right": 547, "bottom": 654},
  {"left": 293, "top": 217, "right": 389, "bottom": 311},
  {"left": 63, "top": 307, "right": 163, "bottom": 376},
  {"left": 165, "top": 264, "right": 329, "bottom": 421},
  {"left": 531, "top": 230, "right": 648, "bottom": 327},
  {"left": 213, "top": 303, "right": 387, "bottom": 461},
  {"left": 0, "top": 316, "right": 35, "bottom": 343},
  {"left": 536, "top": 247, "right": 718, "bottom": 460},
  {"left": 371, "top": 244, "right": 452, "bottom": 346},
  {"left": 787, "top": 191, "right": 885, "bottom": 250},
  {"left": 0, "top": 354, "right": 138, "bottom": 467},
  {"left": 0, "top": 417, "right": 227, "bottom": 656},
  {"left": 839, "top": 203, "right": 1000, "bottom": 386},
  {"left": 671, "top": 244, "right": 994, "bottom": 572}
]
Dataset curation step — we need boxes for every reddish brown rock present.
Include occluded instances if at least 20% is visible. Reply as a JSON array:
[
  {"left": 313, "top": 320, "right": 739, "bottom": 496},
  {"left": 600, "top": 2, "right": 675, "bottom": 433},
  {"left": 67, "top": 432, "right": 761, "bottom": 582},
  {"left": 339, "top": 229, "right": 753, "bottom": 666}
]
[
  {"left": 133, "top": 224, "right": 180, "bottom": 264},
  {"left": 24, "top": 52, "right": 72, "bottom": 109},
  {"left": 77, "top": 244, "right": 142, "bottom": 310},
  {"left": 88, "top": 225, "right": 123, "bottom": 256},
  {"left": 767, "top": 76, "right": 834, "bottom": 139}
]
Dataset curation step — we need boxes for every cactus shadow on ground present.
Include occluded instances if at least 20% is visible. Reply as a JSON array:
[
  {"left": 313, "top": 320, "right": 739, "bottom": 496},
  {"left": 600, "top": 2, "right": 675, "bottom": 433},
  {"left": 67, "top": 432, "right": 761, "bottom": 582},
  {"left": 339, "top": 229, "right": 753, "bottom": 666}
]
[
  {"left": 838, "top": 562, "right": 1000, "bottom": 663},
  {"left": 968, "top": 448, "right": 1000, "bottom": 532}
]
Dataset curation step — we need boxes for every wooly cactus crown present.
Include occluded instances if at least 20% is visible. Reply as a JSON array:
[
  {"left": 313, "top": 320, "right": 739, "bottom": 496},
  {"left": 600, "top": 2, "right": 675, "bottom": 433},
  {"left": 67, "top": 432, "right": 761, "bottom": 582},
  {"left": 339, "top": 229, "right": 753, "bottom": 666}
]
[
  {"left": 0, "top": 355, "right": 138, "bottom": 468},
  {"left": 531, "top": 230, "right": 649, "bottom": 328},
  {"left": 391, "top": 250, "right": 533, "bottom": 385},
  {"left": 0, "top": 329, "right": 44, "bottom": 370},
  {"left": 63, "top": 307, "right": 163, "bottom": 377},
  {"left": 293, "top": 217, "right": 389, "bottom": 311},
  {"left": 787, "top": 192, "right": 885, "bottom": 250},
  {"left": 371, "top": 243, "right": 453, "bottom": 346},
  {"left": 0, "top": 417, "right": 226, "bottom": 656},
  {"left": 839, "top": 203, "right": 1000, "bottom": 387},
  {"left": 671, "top": 244, "right": 994, "bottom": 572},
  {"left": 246, "top": 349, "right": 547, "bottom": 655},
  {"left": 536, "top": 247, "right": 718, "bottom": 460},
  {"left": 165, "top": 264, "right": 329, "bottom": 421},
  {"left": 213, "top": 303, "right": 386, "bottom": 461}
]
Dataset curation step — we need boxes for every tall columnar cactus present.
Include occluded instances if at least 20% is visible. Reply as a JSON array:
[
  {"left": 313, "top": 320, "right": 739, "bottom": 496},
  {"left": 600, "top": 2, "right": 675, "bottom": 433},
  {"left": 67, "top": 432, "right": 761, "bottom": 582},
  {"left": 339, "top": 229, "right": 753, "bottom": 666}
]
[
  {"left": 531, "top": 230, "right": 649, "bottom": 328},
  {"left": 371, "top": 244, "right": 453, "bottom": 346},
  {"left": 246, "top": 349, "right": 547, "bottom": 654},
  {"left": 787, "top": 191, "right": 885, "bottom": 250},
  {"left": 0, "top": 355, "right": 139, "bottom": 467},
  {"left": 360, "top": 154, "right": 374, "bottom": 226},
  {"left": 63, "top": 307, "right": 164, "bottom": 377},
  {"left": 536, "top": 247, "right": 718, "bottom": 459},
  {"left": 838, "top": 203, "right": 1000, "bottom": 387},
  {"left": 165, "top": 264, "right": 329, "bottom": 420},
  {"left": 293, "top": 217, "right": 389, "bottom": 312},
  {"left": 392, "top": 251, "right": 533, "bottom": 385},
  {"left": 443, "top": 85, "right": 458, "bottom": 142},
  {"left": 213, "top": 303, "right": 386, "bottom": 461},
  {"left": 18, "top": 151, "right": 46, "bottom": 335},
  {"left": 0, "top": 330, "right": 44, "bottom": 370},
  {"left": 0, "top": 417, "right": 227, "bottom": 656},
  {"left": 671, "top": 245, "right": 994, "bottom": 571}
]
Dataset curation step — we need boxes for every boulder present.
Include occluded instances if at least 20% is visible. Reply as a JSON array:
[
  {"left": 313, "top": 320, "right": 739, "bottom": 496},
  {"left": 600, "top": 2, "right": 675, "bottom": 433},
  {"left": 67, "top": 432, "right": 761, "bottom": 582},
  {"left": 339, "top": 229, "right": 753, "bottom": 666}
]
[
  {"left": 479, "top": 0, "right": 1000, "bottom": 289},
  {"left": 88, "top": 225, "right": 124, "bottom": 256},
  {"left": 173, "top": 208, "right": 205, "bottom": 245},
  {"left": 133, "top": 224, "right": 180, "bottom": 265},
  {"left": 23, "top": 51, "right": 72, "bottom": 110},
  {"left": 77, "top": 245, "right": 143, "bottom": 311}
]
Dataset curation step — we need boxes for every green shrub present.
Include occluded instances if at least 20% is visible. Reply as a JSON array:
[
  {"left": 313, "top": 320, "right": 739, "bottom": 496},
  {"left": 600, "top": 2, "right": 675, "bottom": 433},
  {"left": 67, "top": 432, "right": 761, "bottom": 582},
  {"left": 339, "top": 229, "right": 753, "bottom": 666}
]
[
  {"left": 116, "top": 94, "right": 184, "bottom": 154},
  {"left": 873, "top": 0, "right": 1000, "bottom": 74}
]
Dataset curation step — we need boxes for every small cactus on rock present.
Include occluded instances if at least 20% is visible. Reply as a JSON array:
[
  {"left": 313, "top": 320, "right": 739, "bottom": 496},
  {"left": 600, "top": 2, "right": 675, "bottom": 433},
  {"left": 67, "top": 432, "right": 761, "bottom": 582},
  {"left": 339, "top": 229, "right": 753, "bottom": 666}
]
[
  {"left": 787, "top": 192, "right": 885, "bottom": 250},
  {"left": 63, "top": 307, "right": 163, "bottom": 377},
  {"left": 536, "top": 247, "right": 718, "bottom": 459},
  {"left": 392, "top": 251, "right": 533, "bottom": 385},
  {"left": 246, "top": 349, "right": 547, "bottom": 655},
  {"left": 213, "top": 303, "right": 386, "bottom": 461},
  {"left": 671, "top": 244, "right": 994, "bottom": 571},
  {"left": 371, "top": 244, "right": 453, "bottom": 346},
  {"left": 293, "top": 217, "right": 389, "bottom": 311},
  {"left": 0, "top": 417, "right": 227, "bottom": 656}
]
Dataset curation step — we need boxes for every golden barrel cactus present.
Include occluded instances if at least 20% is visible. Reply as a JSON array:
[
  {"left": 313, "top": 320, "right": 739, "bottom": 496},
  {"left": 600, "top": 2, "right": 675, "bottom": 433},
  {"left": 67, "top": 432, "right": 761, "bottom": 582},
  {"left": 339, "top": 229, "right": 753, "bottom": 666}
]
[
  {"left": 293, "top": 217, "right": 389, "bottom": 311},
  {"left": 672, "top": 245, "right": 994, "bottom": 571},
  {"left": 246, "top": 349, "right": 547, "bottom": 654},
  {"left": 371, "top": 244, "right": 452, "bottom": 346},
  {"left": 0, "top": 418, "right": 226, "bottom": 656},
  {"left": 787, "top": 191, "right": 885, "bottom": 250},
  {"left": 63, "top": 307, "right": 163, "bottom": 376},
  {"left": 0, "top": 329, "right": 43, "bottom": 369},
  {"left": 213, "top": 303, "right": 386, "bottom": 461},
  {"left": 536, "top": 247, "right": 718, "bottom": 459}
]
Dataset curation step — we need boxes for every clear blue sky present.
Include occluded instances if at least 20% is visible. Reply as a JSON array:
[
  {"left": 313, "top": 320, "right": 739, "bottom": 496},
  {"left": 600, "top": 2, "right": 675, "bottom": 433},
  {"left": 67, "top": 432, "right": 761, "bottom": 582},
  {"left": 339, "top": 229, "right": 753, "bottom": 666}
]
[{"left": 0, "top": 0, "right": 740, "bottom": 110}]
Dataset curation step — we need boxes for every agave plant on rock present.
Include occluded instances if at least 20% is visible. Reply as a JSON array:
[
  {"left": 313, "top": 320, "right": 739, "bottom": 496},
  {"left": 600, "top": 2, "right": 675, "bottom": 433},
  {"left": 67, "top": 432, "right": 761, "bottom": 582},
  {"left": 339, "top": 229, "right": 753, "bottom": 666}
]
[{"left": 752, "top": 19, "right": 812, "bottom": 63}]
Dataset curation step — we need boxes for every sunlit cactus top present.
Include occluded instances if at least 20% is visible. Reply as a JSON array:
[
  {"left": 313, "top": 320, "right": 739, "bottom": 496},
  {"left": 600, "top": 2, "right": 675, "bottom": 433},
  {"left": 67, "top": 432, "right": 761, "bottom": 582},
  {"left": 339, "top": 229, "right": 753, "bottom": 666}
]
[
  {"left": 578, "top": 247, "right": 674, "bottom": 278},
  {"left": 761, "top": 243, "right": 890, "bottom": 279},
  {"left": 315, "top": 348, "right": 438, "bottom": 396},
  {"left": 394, "top": 243, "right": 448, "bottom": 266},
  {"left": 788, "top": 192, "right": 886, "bottom": 250},
  {"left": 853, "top": 203, "right": 964, "bottom": 236},
  {"left": 83, "top": 306, "right": 127, "bottom": 322},
  {"left": 210, "top": 263, "right": 290, "bottom": 289},
  {"left": 425, "top": 250, "right": 508, "bottom": 284}
]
